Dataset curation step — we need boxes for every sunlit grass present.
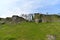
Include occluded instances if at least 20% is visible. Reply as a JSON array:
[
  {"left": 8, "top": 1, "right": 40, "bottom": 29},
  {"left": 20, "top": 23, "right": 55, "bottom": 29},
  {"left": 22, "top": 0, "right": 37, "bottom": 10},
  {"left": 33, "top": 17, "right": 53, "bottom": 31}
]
[{"left": 0, "top": 22, "right": 60, "bottom": 40}]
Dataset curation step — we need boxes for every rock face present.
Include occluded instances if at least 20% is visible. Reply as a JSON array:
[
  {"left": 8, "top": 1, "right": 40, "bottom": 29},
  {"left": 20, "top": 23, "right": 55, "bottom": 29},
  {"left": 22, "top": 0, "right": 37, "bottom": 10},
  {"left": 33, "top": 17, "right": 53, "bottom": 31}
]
[
  {"left": 12, "top": 15, "right": 19, "bottom": 23},
  {"left": 12, "top": 15, "right": 26, "bottom": 23},
  {"left": 0, "top": 13, "right": 60, "bottom": 23},
  {"left": 46, "top": 34, "right": 56, "bottom": 40},
  {"left": 5, "top": 17, "right": 12, "bottom": 23},
  {"left": 0, "top": 18, "right": 6, "bottom": 24},
  {"left": 35, "top": 19, "right": 40, "bottom": 23},
  {"left": 0, "top": 15, "right": 28, "bottom": 24},
  {"left": 34, "top": 13, "right": 42, "bottom": 23},
  {"left": 33, "top": 13, "right": 60, "bottom": 23}
]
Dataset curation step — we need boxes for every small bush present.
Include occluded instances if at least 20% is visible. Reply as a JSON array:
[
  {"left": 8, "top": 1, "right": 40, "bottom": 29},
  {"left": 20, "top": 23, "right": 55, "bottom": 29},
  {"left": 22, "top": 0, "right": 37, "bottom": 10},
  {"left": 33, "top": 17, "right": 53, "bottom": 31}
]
[
  {"left": 0, "top": 21, "right": 5, "bottom": 25},
  {"left": 4, "top": 37, "right": 16, "bottom": 40},
  {"left": 8, "top": 38, "right": 16, "bottom": 40}
]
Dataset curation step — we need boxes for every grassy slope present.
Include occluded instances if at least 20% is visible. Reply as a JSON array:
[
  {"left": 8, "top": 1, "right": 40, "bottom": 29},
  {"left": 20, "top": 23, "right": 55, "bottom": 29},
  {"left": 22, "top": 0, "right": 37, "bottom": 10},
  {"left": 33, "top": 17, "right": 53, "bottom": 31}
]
[{"left": 0, "top": 22, "right": 60, "bottom": 40}]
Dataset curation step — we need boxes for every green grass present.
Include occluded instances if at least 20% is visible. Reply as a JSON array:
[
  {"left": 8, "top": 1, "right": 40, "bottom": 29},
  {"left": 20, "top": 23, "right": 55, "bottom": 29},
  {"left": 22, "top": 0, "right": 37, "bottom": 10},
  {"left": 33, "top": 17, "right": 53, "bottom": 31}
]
[{"left": 0, "top": 22, "right": 60, "bottom": 40}]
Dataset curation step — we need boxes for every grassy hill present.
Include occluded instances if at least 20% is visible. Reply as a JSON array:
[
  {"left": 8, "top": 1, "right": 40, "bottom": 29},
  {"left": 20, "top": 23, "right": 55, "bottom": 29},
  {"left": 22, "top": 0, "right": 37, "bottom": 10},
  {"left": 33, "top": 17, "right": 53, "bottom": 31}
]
[{"left": 0, "top": 22, "right": 60, "bottom": 40}]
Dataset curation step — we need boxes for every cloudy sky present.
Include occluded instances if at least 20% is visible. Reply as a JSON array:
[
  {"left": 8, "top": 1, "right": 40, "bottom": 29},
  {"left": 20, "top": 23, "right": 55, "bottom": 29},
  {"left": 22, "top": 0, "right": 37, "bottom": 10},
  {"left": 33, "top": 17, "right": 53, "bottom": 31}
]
[{"left": 0, "top": 0, "right": 60, "bottom": 18}]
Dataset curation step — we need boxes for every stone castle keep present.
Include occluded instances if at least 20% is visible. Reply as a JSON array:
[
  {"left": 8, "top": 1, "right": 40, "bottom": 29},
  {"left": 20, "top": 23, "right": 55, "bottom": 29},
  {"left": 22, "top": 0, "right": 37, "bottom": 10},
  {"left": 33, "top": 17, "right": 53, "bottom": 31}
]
[{"left": 0, "top": 13, "right": 60, "bottom": 24}]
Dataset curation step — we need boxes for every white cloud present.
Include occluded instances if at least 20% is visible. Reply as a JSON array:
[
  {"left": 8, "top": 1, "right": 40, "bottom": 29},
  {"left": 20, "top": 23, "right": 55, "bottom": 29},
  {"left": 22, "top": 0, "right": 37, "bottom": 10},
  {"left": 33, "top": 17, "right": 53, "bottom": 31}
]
[{"left": 0, "top": 0, "right": 60, "bottom": 17}]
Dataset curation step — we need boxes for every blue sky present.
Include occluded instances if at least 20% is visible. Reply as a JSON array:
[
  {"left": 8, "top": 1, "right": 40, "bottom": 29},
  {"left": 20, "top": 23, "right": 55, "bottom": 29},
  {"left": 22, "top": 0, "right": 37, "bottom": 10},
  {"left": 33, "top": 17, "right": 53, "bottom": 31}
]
[{"left": 0, "top": 0, "right": 60, "bottom": 18}]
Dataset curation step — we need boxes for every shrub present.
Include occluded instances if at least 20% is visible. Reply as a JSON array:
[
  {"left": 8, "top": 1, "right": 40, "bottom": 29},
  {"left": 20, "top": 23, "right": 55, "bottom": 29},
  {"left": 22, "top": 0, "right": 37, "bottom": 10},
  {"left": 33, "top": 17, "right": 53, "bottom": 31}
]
[{"left": 4, "top": 37, "right": 16, "bottom": 40}]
